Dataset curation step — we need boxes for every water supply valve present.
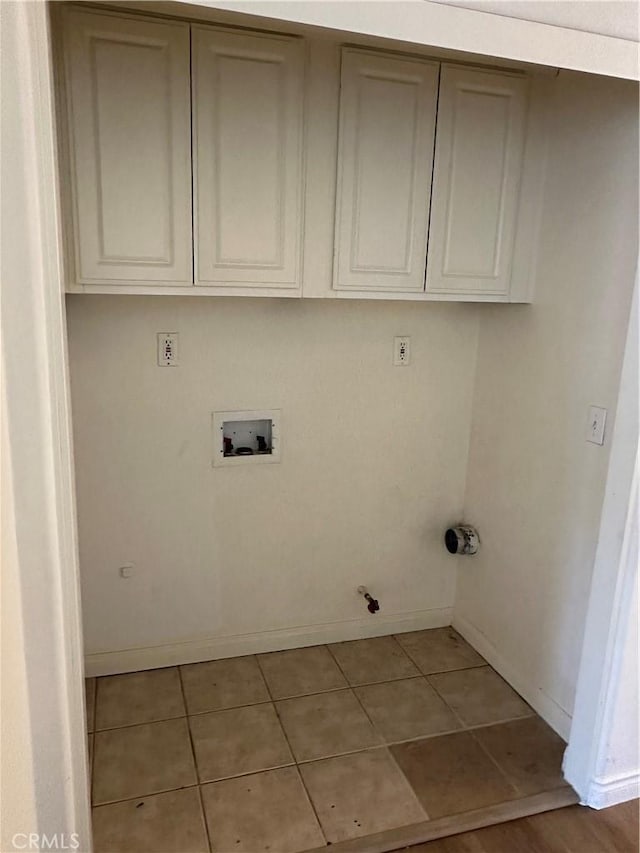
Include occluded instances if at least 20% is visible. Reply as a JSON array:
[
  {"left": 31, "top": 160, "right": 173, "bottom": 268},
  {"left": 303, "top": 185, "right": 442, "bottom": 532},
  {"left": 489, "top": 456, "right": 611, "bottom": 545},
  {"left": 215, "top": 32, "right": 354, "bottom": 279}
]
[{"left": 357, "top": 585, "right": 380, "bottom": 614}]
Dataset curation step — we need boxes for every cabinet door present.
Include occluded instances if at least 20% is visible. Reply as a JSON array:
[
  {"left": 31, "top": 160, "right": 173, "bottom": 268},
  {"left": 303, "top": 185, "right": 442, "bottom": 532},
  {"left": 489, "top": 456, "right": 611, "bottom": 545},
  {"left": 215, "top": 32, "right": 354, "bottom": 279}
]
[
  {"left": 333, "top": 49, "right": 438, "bottom": 292},
  {"left": 426, "top": 66, "right": 528, "bottom": 296},
  {"left": 193, "top": 28, "right": 305, "bottom": 288},
  {"left": 62, "top": 9, "right": 192, "bottom": 285}
]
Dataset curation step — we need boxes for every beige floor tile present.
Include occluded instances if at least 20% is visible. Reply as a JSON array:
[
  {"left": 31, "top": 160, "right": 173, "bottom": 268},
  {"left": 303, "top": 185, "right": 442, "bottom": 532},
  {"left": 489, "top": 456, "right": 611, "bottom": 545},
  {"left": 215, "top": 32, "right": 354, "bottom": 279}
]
[
  {"left": 181, "top": 655, "right": 269, "bottom": 714},
  {"left": 395, "top": 628, "right": 486, "bottom": 675},
  {"left": 95, "top": 667, "right": 185, "bottom": 730},
  {"left": 190, "top": 702, "right": 293, "bottom": 783},
  {"left": 300, "top": 748, "right": 426, "bottom": 842},
  {"left": 93, "top": 718, "right": 196, "bottom": 804},
  {"left": 329, "top": 636, "right": 419, "bottom": 685},
  {"left": 355, "top": 677, "right": 461, "bottom": 743},
  {"left": 86, "top": 678, "right": 96, "bottom": 733},
  {"left": 202, "top": 766, "right": 325, "bottom": 853},
  {"left": 391, "top": 731, "right": 519, "bottom": 819},
  {"left": 276, "top": 689, "right": 381, "bottom": 761},
  {"left": 92, "top": 787, "right": 209, "bottom": 853},
  {"left": 258, "top": 645, "right": 347, "bottom": 699},
  {"left": 429, "top": 666, "right": 532, "bottom": 727},
  {"left": 473, "top": 716, "right": 568, "bottom": 795}
]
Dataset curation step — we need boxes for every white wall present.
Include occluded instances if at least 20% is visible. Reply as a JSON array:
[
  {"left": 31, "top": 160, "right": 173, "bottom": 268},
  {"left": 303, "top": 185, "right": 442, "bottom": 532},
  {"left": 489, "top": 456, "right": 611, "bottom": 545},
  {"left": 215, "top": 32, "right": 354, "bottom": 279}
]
[
  {"left": 67, "top": 296, "right": 479, "bottom": 673},
  {"left": 1, "top": 381, "right": 38, "bottom": 852},
  {"left": 596, "top": 545, "right": 640, "bottom": 799},
  {"left": 454, "top": 70, "right": 639, "bottom": 740},
  {"left": 1, "top": 1, "right": 90, "bottom": 849},
  {"left": 564, "top": 277, "right": 639, "bottom": 806}
]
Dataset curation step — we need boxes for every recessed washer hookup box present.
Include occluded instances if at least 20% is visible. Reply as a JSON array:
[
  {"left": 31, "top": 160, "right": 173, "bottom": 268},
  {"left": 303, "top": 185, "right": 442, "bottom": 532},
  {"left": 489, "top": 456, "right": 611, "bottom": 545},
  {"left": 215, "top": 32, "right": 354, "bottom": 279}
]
[{"left": 212, "top": 409, "right": 281, "bottom": 467}]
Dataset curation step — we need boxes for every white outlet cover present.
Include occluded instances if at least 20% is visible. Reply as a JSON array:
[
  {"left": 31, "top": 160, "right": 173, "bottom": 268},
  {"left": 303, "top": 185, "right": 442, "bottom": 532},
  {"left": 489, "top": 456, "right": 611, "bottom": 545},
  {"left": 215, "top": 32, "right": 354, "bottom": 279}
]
[
  {"left": 157, "top": 332, "right": 179, "bottom": 366},
  {"left": 586, "top": 405, "right": 607, "bottom": 445},
  {"left": 394, "top": 336, "right": 411, "bottom": 366}
]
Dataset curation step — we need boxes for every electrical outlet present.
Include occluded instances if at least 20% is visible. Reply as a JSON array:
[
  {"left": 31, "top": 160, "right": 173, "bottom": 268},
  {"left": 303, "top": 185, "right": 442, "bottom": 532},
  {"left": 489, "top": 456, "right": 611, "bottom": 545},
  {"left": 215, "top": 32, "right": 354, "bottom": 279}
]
[
  {"left": 393, "top": 336, "right": 411, "bottom": 366},
  {"left": 586, "top": 405, "right": 607, "bottom": 445},
  {"left": 157, "top": 332, "right": 179, "bottom": 366}
]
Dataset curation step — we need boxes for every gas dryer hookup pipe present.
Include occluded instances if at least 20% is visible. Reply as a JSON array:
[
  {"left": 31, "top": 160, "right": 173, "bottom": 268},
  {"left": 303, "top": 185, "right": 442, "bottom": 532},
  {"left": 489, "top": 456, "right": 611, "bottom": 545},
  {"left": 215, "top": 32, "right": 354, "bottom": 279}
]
[{"left": 445, "top": 525, "right": 480, "bottom": 556}]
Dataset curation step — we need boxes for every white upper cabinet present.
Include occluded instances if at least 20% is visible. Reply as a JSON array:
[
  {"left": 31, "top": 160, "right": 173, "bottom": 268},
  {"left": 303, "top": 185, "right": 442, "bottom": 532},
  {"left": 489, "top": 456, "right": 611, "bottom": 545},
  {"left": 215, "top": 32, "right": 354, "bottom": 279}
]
[
  {"left": 192, "top": 27, "right": 305, "bottom": 289},
  {"left": 61, "top": 9, "right": 192, "bottom": 286},
  {"left": 426, "top": 66, "right": 529, "bottom": 296},
  {"left": 57, "top": 10, "right": 544, "bottom": 301},
  {"left": 333, "top": 49, "right": 439, "bottom": 292}
]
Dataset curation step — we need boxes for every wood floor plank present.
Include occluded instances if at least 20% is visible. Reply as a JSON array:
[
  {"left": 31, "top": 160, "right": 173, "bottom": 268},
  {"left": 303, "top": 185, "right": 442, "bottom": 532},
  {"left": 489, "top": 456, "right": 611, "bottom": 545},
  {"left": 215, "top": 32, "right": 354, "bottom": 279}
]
[
  {"left": 469, "top": 818, "right": 566, "bottom": 853},
  {"left": 532, "top": 801, "right": 638, "bottom": 853},
  {"left": 598, "top": 798, "right": 640, "bottom": 850},
  {"left": 405, "top": 801, "right": 639, "bottom": 853},
  {"left": 527, "top": 806, "right": 611, "bottom": 852}
]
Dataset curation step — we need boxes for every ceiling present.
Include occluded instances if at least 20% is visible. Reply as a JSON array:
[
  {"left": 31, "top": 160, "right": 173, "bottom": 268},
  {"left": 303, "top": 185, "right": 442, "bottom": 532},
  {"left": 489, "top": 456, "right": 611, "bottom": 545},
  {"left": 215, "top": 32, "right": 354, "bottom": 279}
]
[{"left": 429, "top": 1, "right": 639, "bottom": 41}]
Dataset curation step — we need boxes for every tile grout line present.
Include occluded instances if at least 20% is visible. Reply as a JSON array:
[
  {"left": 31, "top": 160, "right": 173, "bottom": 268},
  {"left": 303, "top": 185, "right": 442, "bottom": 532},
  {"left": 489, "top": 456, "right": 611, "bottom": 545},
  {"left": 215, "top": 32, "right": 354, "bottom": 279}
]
[
  {"left": 324, "top": 644, "right": 431, "bottom": 825},
  {"left": 89, "top": 636, "right": 549, "bottom": 836},
  {"left": 424, "top": 667, "right": 536, "bottom": 730},
  {"left": 410, "top": 663, "right": 544, "bottom": 802},
  {"left": 90, "top": 680, "right": 532, "bottom": 737},
  {"left": 346, "top": 638, "right": 541, "bottom": 826},
  {"left": 328, "top": 662, "right": 463, "bottom": 750},
  {"left": 328, "top": 638, "right": 540, "bottom": 822},
  {"left": 90, "top": 658, "right": 491, "bottom": 734},
  {"left": 90, "top": 678, "right": 99, "bottom": 807},
  {"left": 414, "top": 667, "right": 523, "bottom": 797},
  {"left": 177, "top": 666, "right": 213, "bottom": 853},
  {"left": 93, "top": 711, "right": 190, "bottom": 735},
  {"left": 92, "top": 784, "right": 202, "bottom": 810},
  {"left": 381, "top": 742, "right": 432, "bottom": 824},
  {"left": 325, "top": 643, "right": 388, "bottom": 748},
  {"left": 88, "top": 732, "right": 94, "bottom": 809},
  {"left": 324, "top": 643, "right": 525, "bottom": 748},
  {"left": 198, "top": 761, "right": 298, "bottom": 786},
  {"left": 325, "top": 649, "right": 536, "bottom": 750},
  {"left": 89, "top": 672, "right": 534, "bottom": 736},
  {"left": 91, "top": 677, "right": 97, "bottom": 732},
  {"left": 293, "top": 710, "right": 542, "bottom": 762},
  {"left": 91, "top": 713, "right": 544, "bottom": 808},
  {"left": 255, "top": 652, "right": 329, "bottom": 849},
  {"left": 399, "top": 656, "right": 489, "bottom": 679},
  {"left": 88, "top": 641, "right": 567, "bottom": 853},
  {"left": 467, "top": 723, "right": 529, "bottom": 799},
  {"left": 249, "top": 652, "right": 272, "bottom": 698}
]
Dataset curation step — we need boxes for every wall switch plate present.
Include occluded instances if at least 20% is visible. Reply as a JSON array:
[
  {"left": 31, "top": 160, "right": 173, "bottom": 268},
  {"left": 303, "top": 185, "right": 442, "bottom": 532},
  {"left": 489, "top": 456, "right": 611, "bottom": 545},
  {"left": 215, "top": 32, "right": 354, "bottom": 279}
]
[
  {"left": 586, "top": 405, "right": 607, "bottom": 445},
  {"left": 394, "top": 336, "right": 411, "bottom": 366},
  {"left": 157, "top": 333, "right": 178, "bottom": 366}
]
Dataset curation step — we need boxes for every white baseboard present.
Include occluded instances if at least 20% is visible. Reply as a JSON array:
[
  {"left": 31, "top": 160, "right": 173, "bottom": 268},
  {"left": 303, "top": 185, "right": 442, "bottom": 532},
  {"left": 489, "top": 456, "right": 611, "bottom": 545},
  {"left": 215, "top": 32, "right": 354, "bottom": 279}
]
[
  {"left": 85, "top": 607, "right": 453, "bottom": 676},
  {"left": 582, "top": 772, "right": 640, "bottom": 809},
  {"left": 452, "top": 613, "right": 572, "bottom": 741}
]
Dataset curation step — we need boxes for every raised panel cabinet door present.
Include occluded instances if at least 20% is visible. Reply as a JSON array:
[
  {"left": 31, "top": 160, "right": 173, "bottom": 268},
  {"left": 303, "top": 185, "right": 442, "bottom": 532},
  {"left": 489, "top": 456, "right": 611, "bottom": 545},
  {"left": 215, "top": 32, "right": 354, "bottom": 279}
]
[
  {"left": 426, "top": 66, "right": 529, "bottom": 296},
  {"left": 62, "top": 9, "right": 192, "bottom": 285},
  {"left": 193, "top": 27, "right": 305, "bottom": 288},
  {"left": 333, "top": 49, "right": 439, "bottom": 292}
]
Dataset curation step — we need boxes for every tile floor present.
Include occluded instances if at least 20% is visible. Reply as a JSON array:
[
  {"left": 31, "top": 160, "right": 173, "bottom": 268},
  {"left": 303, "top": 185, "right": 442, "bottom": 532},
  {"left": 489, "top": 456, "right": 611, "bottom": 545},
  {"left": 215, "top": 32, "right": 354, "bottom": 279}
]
[{"left": 85, "top": 628, "right": 570, "bottom": 853}]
